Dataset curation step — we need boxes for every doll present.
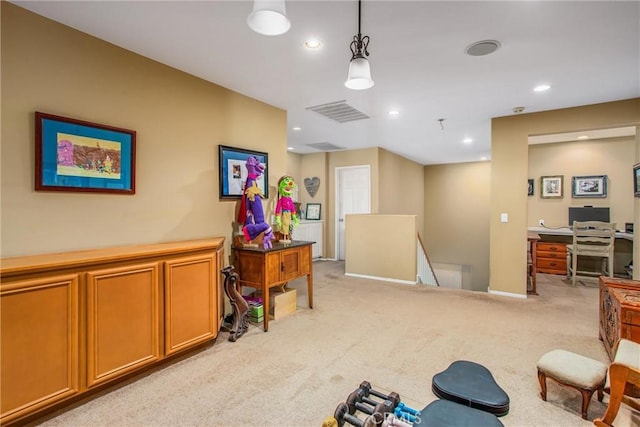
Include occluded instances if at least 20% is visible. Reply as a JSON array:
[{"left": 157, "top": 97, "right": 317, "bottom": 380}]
[
  {"left": 237, "top": 156, "right": 274, "bottom": 249},
  {"left": 275, "top": 175, "right": 299, "bottom": 241}
]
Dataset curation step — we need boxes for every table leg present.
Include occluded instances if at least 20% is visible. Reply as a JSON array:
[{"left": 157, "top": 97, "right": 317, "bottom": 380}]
[
  {"left": 263, "top": 285, "right": 269, "bottom": 332},
  {"left": 307, "top": 272, "right": 313, "bottom": 309}
]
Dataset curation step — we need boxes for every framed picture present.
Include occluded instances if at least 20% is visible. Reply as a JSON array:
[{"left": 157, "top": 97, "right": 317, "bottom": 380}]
[
  {"left": 572, "top": 175, "right": 608, "bottom": 198},
  {"left": 305, "top": 203, "right": 321, "bottom": 220},
  {"left": 540, "top": 175, "right": 563, "bottom": 199},
  {"left": 634, "top": 164, "right": 640, "bottom": 197},
  {"left": 528, "top": 179, "right": 534, "bottom": 196},
  {"left": 35, "top": 112, "right": 136, "bottom": 194},
  {"left": 218, "top": 145, "right": 268, "bottom": 199}
]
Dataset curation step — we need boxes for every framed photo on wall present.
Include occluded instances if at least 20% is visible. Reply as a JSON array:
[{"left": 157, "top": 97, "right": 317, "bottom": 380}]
[
  {"left": 305, "top": 203, "right": 321, "bottom": 220},
  {"left": 540, "top": 175, "right": 563, "bottom": 199},
  {"left": 528, "top": 179, "right": 534, "bottom": 196},
  {"left": 218, "top": 145, "right": 268, "bottom": 199},
  {"left": 572, "top": 175, "right": 607, "bottom": 198},
  {"left": 634, "top": 163, "right": 640, "bottom": 197},
  {"left": 35, "top": 112, "right": 136, "bottom": 194}
]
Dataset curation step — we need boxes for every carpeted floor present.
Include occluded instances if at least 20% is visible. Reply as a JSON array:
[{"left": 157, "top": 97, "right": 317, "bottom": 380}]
[{"left": 36, "top": 261, "right": 637, "bottom": 426}]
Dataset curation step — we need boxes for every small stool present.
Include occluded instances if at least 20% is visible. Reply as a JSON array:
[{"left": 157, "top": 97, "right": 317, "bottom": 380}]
[{"left": 537, "top": 349, "right": 607, "bottom": 419}]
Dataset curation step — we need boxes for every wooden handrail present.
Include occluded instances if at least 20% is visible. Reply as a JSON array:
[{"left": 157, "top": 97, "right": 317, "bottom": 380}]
[{"left": 417, "top": 233, "right": 440, "bottom": 286}]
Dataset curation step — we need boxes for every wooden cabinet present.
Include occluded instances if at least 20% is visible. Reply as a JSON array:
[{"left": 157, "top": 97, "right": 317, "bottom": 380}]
[
  {"left": 599, "top": 277, "right": 640, "bottom": 360},
  {"left": 0, "top": 238, "right": 223, "bottom": 425},
  {"left": 536, "top": 242, "right": 567, "bottom": 275},
  {"left": 233, "top": 241, "right": 313, "bottom": 332}
]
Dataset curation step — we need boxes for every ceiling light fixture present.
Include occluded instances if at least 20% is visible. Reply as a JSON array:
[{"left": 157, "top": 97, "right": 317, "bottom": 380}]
[
  {"left": 534, "top": 84, "right": 551, "bottom": 92},
  {"left": 247, "top": 0, "right": 291, "bottom": 36},
  {"left": 463, "top": 138, "right": 473, "bottom": 144},
  {"left": 292, "top": 126, "right": 301, "bottom": 131},
  {"left": 345, "top": 0, "right": 374, "bottom": 90},
  {"left": 304, "top": 39, "right": 322, "bottom": 50},
  {"left": 388, "top": 110, "right": 399, "bottom": 116}
]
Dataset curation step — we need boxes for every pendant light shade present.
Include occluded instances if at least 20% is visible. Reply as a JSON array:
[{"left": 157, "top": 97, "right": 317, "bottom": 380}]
[
  {"left": 247, "top": 0, "right": 291, "bottom": 36},
  {"left": 345, "top": 57, "right": 374, "bottom": 90},
  {"left": 345, "top": 0, "right": 374, "bottom": 90}
]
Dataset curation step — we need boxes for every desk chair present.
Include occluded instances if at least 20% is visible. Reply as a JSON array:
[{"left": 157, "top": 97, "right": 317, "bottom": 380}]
[
  {"left": 566, "top": 221, "right": 615, "bottom": 286},
  {"left": 593, "top": 339, "right": 640, "bottom": 427}
]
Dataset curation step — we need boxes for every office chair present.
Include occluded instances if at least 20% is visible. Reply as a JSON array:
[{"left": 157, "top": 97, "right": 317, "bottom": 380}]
[{"left": 566, "top": 221, "right": 616, "bottom": 286}]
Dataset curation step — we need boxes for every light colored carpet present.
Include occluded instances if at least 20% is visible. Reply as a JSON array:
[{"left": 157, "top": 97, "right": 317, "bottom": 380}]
[{"left": 37, "top": 261, "right": 638, "bottom": 427}]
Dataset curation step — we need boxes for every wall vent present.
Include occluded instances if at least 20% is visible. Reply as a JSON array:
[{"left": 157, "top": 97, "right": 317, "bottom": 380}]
[{"left": 306, "top": 100, "right": 370, "bottom": 123}]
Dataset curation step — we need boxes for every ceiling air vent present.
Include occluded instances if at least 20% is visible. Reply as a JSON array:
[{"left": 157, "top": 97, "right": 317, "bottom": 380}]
[
  {"left": 306, "top": 100, "right": 370, "bottom": 123},
  {"left": 306, "top": 142, "right": 345, "bottom": 152}
]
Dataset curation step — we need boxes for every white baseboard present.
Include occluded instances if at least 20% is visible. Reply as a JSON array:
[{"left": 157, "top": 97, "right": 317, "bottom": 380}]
[
  {"left": 488, "top": 289, "right": 527, "bottom": 299},
  {"left": 345, "top": 272, "right": 416, "bottom": 285}
]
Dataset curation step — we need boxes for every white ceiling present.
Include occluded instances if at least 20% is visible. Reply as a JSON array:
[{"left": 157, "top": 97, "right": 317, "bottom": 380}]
[{"left": 12, "top": 1, "right": 640, "bottom": 165}]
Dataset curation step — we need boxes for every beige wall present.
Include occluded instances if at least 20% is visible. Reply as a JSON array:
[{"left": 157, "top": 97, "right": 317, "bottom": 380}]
[
  {"left": 1, "top": 3, "right": 287, "bottom": 259},
  {"left": 423, "top": 161, "right": 491, "bottom": 291},
  {"left": 528, "top": 137, "right": 636, "bottom": 228},
  {"left": 491, "top": 99, "right": 640, "bottom": 295},
  {"left": 345, "top": 214, "right": 417, "bottom": 282},
  {"left": 379, "top": 148, "right": 425, "bottom": 238}
]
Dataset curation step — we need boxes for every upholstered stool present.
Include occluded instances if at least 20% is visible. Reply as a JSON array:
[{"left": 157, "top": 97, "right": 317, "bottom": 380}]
[
  {"left": 536, "top": 349, "right": 607, "bottom": 419},
  {"left": 432, "top": 360, "right": 510, "bottom": 416},
  {"left": 414, "top": 399, "right": 504, "bottom": 427}
]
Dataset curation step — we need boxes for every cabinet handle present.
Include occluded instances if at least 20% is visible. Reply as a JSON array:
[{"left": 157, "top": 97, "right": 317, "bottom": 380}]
[{"left": 281, "top": 262, "right": 285, "bottom": 272}]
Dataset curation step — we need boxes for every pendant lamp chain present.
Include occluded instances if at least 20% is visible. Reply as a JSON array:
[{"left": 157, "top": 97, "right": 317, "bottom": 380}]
[
  {"left": 350, "top": 0, "right": 370, "bottom": 62},
  {"left": 345, "top": 0, "right": 374, "bottom": 90}
]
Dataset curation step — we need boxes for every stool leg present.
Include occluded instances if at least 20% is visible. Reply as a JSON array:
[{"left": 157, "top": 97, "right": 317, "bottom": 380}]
[
  {"left": 597, "top": 386, "right": 604, "bottom": 402},
  {"left": 579, "top": 389, "right": 595, "bottom": 420},
  {"left": 537, "top": 370, "right": 547, "bottom": 401}
]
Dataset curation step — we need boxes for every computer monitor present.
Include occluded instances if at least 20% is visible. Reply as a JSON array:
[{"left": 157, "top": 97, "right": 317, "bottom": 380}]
[{"left": 568, "top": 207, "right": 610, "bottom": 226}]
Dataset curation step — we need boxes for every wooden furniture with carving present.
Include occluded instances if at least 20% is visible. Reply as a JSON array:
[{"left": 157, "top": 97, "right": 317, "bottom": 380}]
[
  {"left": 536, "top": 242, "right": 567, "bottom": 275},
  {"left": 598, "top": 277, "right": 640, "bottom": 361},
  {"left": 593, "top": 339, "right": 640, "bottom": 427},
  {"left": 0, "top": 238, "right": 224, "bottom": 426},
  {"left": 232, "top": 240, "right": 313, "bottom": 332}
]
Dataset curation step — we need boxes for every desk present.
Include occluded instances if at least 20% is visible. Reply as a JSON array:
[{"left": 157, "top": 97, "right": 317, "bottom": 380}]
[
  {"left": 528, "top": 227, "right": 633, "bottom": 277},
  {"left": 232, "top": 240, "right": 313, "bottom": 332},
  {"left": 528, "top": 231, "right": 540, "bottom": 294}
]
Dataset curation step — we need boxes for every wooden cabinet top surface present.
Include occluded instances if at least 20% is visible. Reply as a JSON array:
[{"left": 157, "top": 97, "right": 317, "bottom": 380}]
[
  {"left": 232, "top": 240, "right": 313, "bottom": 254},
  {"left": 0, "top": 237, "right": 225, "bottom": 277},
  {"left": 610, "top": 288, "right": 640, "bottom": 309}
]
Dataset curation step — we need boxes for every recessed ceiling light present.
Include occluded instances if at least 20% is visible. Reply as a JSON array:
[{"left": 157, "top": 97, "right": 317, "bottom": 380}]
[
  {"left": 577, "top": 135, "right": 589, "bottom": 140},
  {"left": 534, "top": 84, "right": 551, "bottom": 92},
  {"left": 292, "top": 127, "right": 301, "bottom": 131},
  {"left": 481, "top": 156, "right": 488, "bottom": 161},
  {"left": 304, "top": 39, "right": 322, "bottom": 49},
  {"left": 287, "top": 146, "right": 294, "bottom": 150},
  {"left": 388, "top": 110, "right": 400, "bottom": 116},
  {"left": 463, "top": 138, "right": 473, "bottom": 144}
]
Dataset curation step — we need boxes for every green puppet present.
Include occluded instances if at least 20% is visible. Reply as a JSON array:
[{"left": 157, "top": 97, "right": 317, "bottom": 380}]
[{"left": 275, "top": 175, "right": 299, "bottom": 241}]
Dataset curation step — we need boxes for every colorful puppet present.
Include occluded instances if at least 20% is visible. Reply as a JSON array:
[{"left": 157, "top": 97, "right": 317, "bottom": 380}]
[
  {"left": 275, "top": 175, "right": 299, "bottom": 241},
  {"left": 237, "top": 156, "right": 274, "bottom": 249}
]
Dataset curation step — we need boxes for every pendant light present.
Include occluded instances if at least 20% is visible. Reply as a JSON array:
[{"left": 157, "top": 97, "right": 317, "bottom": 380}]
[
  {"left": 345, "top": 0, "right": 374, "bottom": 90},
  {"left": 247, "top": 0, "right": 291, "bottom": 36}
]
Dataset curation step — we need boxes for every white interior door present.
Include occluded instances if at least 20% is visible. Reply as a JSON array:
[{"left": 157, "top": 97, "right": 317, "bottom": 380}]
[{"left": 336, "top": 165, "right": 371, "bottom": 260}]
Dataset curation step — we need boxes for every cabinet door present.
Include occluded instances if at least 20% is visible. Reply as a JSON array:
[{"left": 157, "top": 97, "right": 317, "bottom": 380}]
[
  {"left": 86, "top": 263, "right": 160, "bottom": 388},
  {"left": 164, "top": 254, "right": 218, "bottom": 356},
  {"left": 1, "top": 275, "right": 80, "bottom": 424}
]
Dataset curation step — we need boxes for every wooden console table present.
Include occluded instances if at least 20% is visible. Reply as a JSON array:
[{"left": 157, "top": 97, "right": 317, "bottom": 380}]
[
  {"left": 599, "top": 277, "right": 640, "bottom": 360},
  {"left": 232, "top": 240, "right": 314, "bottom": 332}
]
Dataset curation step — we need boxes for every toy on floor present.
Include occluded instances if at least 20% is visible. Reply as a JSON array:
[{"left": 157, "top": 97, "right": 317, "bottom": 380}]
[
  {"left": 237, "top": 156, "right": 274, "bottom": 249},
  {"left": 274, "top": 175, "right": 299, "bottom": 242}
]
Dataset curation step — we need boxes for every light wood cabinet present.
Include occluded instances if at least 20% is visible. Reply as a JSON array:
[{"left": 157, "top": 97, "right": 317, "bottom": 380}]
[
  {"left": 536, "top": 242, "right": 567, "bottom": 275},
  {"left": 0, "top": 238, "right": 223, "bottom": 425}
]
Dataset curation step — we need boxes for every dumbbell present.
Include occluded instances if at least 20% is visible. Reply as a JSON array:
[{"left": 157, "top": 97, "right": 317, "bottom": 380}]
[
  {"left": 334, "top": 402, "right": 379, "bottom": 427},
  {"left": 359, "top": 381, "right": 401, "bottom": 408},
  {"left": 345, "top": 389, "right": 395, "bottom": 424}
]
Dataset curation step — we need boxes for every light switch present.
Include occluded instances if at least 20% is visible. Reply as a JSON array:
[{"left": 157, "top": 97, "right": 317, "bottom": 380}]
[{"left": 500, "top": 213, "right": 508, "bottom": 223}]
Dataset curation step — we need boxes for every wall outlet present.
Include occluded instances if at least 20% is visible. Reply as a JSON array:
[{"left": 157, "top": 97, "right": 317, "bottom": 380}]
[{"left": 539, "top": 219, "right": 545, "bottom": 226}]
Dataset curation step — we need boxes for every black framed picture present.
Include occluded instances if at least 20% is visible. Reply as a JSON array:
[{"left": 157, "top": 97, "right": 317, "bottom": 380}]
[
  {"left": 305, "top": 203, "right": 321, "bottom": 220},
  {"left": 528, "top": 179, "right": 534, "bottom": 196},
  {"left": 634, "top": 164, "right": 640, "bottom": 197},
  {"left": 35, "top": 112, "right": 136, "bottom": 194},
  {"left": 218, "top": 145, "right": 268, "bottom": 199},
  {"left": 572, "top": 175, "right": 607, "bottom": 198}
]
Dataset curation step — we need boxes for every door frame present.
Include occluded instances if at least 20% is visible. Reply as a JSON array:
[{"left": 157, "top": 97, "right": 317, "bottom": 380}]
[{"left": 334, "top": 165, "right": 371, "bottom": 260}]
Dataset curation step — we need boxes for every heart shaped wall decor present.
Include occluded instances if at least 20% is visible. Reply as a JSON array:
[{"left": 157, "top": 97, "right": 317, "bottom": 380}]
[{"left": 304, "top": 177, "right": 320, "bottom": 198}]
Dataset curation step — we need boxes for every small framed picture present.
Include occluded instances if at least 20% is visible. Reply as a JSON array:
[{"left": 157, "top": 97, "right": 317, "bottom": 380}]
[
  {"left": 528, "top": 179, "right": 534, "bottom": 196},
  {"left": 305, "top": 203, "right": 321, "bottom": 220},
  {"left": 540, "top": 175, "right": 563, "bottom": 199},
  {"left": 634, "top": 164, "right": 640, "bottom": 197},
  {"left": 572, "top": 175, "right": 607, "bottom": 198}
]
